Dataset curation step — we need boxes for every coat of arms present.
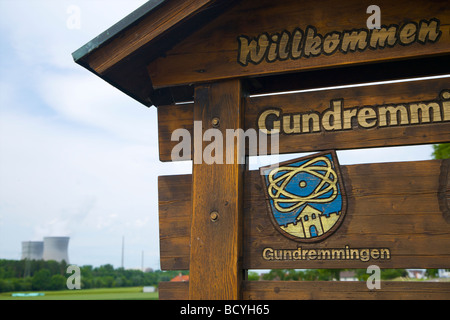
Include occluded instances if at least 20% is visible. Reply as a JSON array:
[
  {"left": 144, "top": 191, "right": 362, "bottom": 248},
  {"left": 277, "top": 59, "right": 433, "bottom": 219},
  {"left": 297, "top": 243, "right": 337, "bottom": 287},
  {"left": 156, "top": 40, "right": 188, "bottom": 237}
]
[{"left": 260, "top": 151, "right": 347, "bottom": 243}]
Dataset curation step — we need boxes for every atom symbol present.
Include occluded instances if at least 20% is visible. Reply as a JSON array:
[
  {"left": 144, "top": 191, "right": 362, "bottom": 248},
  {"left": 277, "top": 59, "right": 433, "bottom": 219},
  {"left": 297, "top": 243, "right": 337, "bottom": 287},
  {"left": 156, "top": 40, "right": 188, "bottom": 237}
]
[{"left": 267, "top": 156, "right": 338, "bottom": 213}]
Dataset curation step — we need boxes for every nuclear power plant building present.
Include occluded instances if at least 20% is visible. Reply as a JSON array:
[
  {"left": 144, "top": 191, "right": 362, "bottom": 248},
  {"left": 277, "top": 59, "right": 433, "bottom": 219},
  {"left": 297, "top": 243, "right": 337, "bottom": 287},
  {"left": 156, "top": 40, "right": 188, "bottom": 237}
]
[
  {"left": 43, "top": 237, "right": 70, "bottom": 263},
  {"left": 21, "top": 241, "right": 44, "bottom": 260},
  {"left": 21, "top": 237, "right": 70, "bottom": 263}
]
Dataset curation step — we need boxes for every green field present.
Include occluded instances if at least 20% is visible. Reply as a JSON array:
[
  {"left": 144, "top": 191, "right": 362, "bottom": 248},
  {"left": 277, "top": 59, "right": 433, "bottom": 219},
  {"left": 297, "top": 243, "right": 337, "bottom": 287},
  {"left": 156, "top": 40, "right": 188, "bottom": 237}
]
[{"left": 0, "top": 286, "right": 158, "bottom": 300}]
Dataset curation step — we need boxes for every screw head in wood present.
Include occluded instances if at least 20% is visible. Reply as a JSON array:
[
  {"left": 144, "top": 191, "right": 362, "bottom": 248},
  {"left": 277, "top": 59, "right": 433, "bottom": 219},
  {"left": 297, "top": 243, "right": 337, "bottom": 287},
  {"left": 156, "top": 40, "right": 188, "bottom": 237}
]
[
  {"left": 210, "top": 211, "right": 219, "bottom": 222},
  {"left": 211, "top": 117, "right": 220, "bottom": 127}
]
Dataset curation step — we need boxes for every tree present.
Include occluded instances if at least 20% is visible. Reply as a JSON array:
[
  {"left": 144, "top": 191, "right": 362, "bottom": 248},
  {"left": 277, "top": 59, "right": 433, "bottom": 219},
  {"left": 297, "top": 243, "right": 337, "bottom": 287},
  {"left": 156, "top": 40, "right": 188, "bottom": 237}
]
[
  {"left": 32, "top": 269, "right": 51, "bottom": 290},
  {"left": 49, "top": 275, "right": 66, "bottom": 290},
  {"left": 432, "top": 143, "right": 450, "bottom": 159},
  {"left": 247, "top": 271, "right": 260, "bottom": 281},
  {"left": 0, "top": 279, "right": 14, "bottom": 293},
  {"left": 355, "top": 268, "right": 406, "bottom": 281},
  {"left": 425, "top": 269, "right": 439, "bottom": 278}
]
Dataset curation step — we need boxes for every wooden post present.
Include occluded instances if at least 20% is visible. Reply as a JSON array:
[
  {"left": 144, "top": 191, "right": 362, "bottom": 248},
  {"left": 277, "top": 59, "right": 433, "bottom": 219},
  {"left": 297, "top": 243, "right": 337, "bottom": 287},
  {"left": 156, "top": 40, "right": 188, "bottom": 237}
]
[{"left": 189, "top": 79, "right": 245, "bottom": 300}]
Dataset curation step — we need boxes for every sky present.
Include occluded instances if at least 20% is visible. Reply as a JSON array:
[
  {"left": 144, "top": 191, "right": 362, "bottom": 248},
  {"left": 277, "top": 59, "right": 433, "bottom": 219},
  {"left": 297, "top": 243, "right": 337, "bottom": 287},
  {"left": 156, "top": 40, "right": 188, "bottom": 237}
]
[{"left": 0, "top": 0, "right": 440, "bottom": 270}]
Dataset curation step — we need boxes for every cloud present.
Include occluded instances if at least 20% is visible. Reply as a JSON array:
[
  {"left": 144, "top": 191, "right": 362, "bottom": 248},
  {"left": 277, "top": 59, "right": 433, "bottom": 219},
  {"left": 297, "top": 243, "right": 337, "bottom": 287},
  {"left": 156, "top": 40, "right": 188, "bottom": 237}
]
[
  {"left": 37, "top": 71, "right": 157, "bottom": 143},
  {"left": 0, "top": 0, "right": 148, "bottom": 70},
  {"left": 32, "top": 195, "right": 96, "bottom": 239}
]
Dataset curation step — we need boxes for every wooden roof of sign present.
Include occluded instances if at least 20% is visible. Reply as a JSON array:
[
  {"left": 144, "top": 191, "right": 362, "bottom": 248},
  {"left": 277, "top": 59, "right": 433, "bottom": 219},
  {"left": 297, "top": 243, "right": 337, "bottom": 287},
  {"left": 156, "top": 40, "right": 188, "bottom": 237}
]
[
  {"left": 72, "top": 0, "right": 233, "bottom": 106},
  {"left": 73, "top": 0, "right": 450, "bottom": 108}
]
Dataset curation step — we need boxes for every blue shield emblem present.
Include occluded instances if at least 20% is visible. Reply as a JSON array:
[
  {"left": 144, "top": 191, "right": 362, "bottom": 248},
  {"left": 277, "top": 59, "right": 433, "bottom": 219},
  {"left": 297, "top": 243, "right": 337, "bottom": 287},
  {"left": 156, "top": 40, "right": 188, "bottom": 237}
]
[{"left": 260, "top": 151, "right": 347, "bottom": 243}]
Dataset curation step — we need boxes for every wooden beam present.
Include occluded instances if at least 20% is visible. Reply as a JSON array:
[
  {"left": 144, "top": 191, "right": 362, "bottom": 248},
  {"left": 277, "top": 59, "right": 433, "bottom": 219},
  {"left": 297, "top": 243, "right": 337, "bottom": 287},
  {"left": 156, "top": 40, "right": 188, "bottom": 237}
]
[
  {"left": 158, "top": 281, "right": 189, "bottom": 300},
  {"left": 245, "top": 77, "right": 450, "bottom": 156},
  {"left": 86, "top": 0, "right": 214, "bottom": 75},
  {"left": 157, "top": 103, "right": 194, "bottom": 161},
  {"left": 188, "top": 79, "right": 245, "bottom": 300},
  {"left": 243, "top": 281, "right": 450, "bottom": 300},
  {"left": 159, "top": 159, "right": 450, "bottom": 270},
  {"left": 158, "top": 174, "right": 191, "bottom": 269},
  {"left": 159, "top": 281, "right": 450, "bottom": 300},
  {"left": 148, "top": 0, "right": 450, "bottom": 88},
  {"left": 157, "top": 77, "right": 450, "bottom": 162}
]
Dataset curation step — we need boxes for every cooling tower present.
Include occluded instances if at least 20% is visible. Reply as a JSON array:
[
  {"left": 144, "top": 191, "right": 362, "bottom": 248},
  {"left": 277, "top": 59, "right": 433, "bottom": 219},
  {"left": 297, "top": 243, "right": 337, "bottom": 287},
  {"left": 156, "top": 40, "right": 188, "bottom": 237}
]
[
  {"left": 42, "top": 237, "right": 69, "bottom": 263},
  {"left": 21, "top": 241, "right": 44, "bottom": 260}
]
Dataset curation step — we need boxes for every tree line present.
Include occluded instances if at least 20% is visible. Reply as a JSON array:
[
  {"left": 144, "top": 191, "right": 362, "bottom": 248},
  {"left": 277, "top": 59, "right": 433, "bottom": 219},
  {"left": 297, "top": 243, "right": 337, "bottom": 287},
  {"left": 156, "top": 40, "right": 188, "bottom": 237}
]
[
  {"left": 248, "top": 269, "right": 413, "bottom": 281},
  {"left": 0, "top": 259, "right": 446, "bottom": 293},
  {"left": 0, "top": 259, "right": 187, "bottom": 293}
]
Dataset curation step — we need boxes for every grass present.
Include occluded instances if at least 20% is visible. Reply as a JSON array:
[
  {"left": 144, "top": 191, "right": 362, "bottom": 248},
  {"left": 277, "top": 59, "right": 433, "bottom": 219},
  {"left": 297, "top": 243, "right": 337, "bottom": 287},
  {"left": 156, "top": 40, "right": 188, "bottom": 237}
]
[{"left": 0, "top": 286, "right": 158, "bottom": 300}]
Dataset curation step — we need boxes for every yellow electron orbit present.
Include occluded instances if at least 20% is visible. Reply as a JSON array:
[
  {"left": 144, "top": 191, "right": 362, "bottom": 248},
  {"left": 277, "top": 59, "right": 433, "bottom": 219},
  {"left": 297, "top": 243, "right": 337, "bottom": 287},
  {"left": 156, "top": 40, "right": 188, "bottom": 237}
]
[{"left": 267, "top": 156, "right": 338, "bottom": 213}]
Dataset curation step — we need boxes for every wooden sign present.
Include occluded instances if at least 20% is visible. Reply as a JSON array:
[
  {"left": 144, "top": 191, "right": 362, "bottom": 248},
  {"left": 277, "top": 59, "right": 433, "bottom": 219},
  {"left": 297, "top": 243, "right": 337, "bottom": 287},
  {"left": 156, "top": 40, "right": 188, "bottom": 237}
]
[
  {"left": 159, "top": 158, "right": 450, "bottom": 270},
  {"left": 159, "top": 280, "right": 450, "bottom": 300},
  {"left": 148, "top": 0, "right": 450, "bottom": 88},
  {"left": 248, "top": 78, "right": 450, "bottom": 156},
  {"left": 158, "top": 77, "right": 450, "bottom": 161},
  {"left": 74, "top": 0, "right": 450, "bottom": 301}
]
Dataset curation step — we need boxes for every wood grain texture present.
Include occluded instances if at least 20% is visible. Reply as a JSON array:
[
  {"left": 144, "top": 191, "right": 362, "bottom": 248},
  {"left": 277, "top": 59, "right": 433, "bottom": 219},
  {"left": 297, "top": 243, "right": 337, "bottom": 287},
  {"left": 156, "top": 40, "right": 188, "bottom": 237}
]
[
  {"left": 86, "top": 0, "right": 215, "bottom": 75},
  {"left": 243, "top": 281, "right": 450, "bottom": 300},
  {"left": 244, "top": 160, "right": 450, "bottom": 269},
  {"left": 157, "top": 77, "right": 450, "bottom": 162},
  {"left": 158, "top": 281, "right": 190, "bottom": 300},
  {"left": 246, "top": 78, "right": 450, "bottom": 156},
  {"left": 158, "top": 159, "right": 450, "bottom": 270},
  {"left": 439, "top": 159, "right": 450, "bottom": 223},
  {"left": 158, "top": 174, "right": 192, "bottom": 269},
  {"left": 188, "top": 79, "right": 245, "bottom": 299},
  {"left": 158, "top": 280, "right": 450, "bottom": 300},
  {"left": 158, "top": 104, "right": 194, "bottom": 161},
  {"left": 148, "top": 0, "right": 450, "bottom": 87}
]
